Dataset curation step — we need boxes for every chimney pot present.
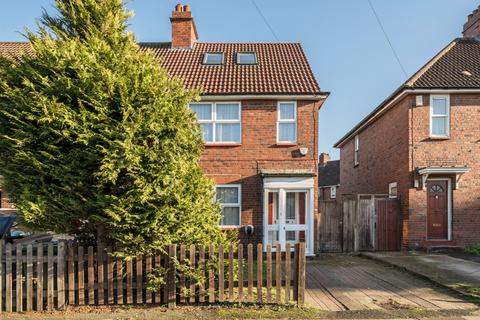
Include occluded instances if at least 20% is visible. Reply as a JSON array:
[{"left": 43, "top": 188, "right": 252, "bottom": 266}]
[
  {"left": 170, "top": 4, "right": 198, "bottom": 49},
  {"left": 463, "top": 5, "right": 480, "bottom": 38},
  {"left": 319, "top": 153, "right": 331, "bottom": 167}
]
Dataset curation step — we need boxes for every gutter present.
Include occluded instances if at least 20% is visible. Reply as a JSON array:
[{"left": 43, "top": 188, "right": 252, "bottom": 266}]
[
  {"left": 200, "top": 93, "right": 330, "bottom": 101},
  {"left": 334, "top": 88, "right": 480, "bottom": 148}
]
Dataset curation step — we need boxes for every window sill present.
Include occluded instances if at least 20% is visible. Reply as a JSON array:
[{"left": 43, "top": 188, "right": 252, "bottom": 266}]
[
  {"left": 428, "top": 136, "right": 450, "bottom": 140},
  {"left": 220, "top": 226, "right": 241, "bottom": 231},
  {"left": 205, "top": 143, "right": 241, "bottom": 147},
  {"left": 275, "top": 142, "right": 298, "bottom": 147}
]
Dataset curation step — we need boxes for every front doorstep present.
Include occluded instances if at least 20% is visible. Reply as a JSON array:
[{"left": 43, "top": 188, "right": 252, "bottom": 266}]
[{"left": 422, "top": 239, "right": 459, "bottom": 253}]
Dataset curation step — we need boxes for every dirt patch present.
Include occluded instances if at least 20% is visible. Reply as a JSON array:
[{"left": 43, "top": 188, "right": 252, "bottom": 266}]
[{"left": 1, "top": 305, "right": 478, "bottom": 320}]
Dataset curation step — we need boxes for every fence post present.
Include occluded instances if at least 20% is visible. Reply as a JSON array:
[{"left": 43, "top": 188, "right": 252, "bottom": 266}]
[
  {"left": 57, "top": 241, "right": 65, "bottom": 310},
  {"left": 293, "top": 243, "right": 306, "bottom": 307},
  {"left": 167, "top": 244, "right": 176, "bottom": 308},
  {"left": 0, "top": 240, "right": 3, "bottom": 313}
]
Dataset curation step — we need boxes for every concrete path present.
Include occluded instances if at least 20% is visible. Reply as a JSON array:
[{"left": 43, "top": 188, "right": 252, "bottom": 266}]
[
  {"left": 305, "top": 255, "right": 476, "bottom": 311},
  {"left": 362, "top": 252, "right": 480, "bottom": 299}
]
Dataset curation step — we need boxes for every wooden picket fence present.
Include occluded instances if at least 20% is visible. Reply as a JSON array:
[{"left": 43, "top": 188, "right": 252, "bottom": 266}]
[{"left": 0, "top": 241, "right": 306, "bottom": 313}]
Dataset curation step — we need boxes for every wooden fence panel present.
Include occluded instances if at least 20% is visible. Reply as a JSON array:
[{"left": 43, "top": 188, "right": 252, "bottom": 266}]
[
  {"left": 1, "top": 241, "right": 306, "bottom": 312},
  {"left": 318, "top": 200, "right": 343, "bottom": 252}
]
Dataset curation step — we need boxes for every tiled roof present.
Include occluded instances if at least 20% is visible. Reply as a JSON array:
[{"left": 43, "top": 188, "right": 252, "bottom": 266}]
[
  {"left": 141, "top": 42, "right": 322, "bottom": 95},
  {"left": 335, "top": 37, "right": 480, "bottom": 147},
  {"left": 0, "top": 42, "right": 31, "bottom": 58},
  {"left": 0, "top": 41, "right": 323, "bottom": 96},
  {"left": 410, "top": 38, "right": 480, "bottom": 88},
  {"left": 318, "top": 160, "right": 340, "bottom": 187}
]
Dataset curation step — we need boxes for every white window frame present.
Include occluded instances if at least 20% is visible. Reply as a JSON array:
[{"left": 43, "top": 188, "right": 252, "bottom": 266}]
[
  {"left": 389, "top": 182, "right": 398, "bottom": 199},
  {"left": 277, "top": 101, "right": 297, "bottom": 144},
  {"left": 216, "top": 184, "right": 242, "bottom": 228},
  {"left": 237, "top": 52, "right": 257, "bottom": 65},
  {"left": 203, "top": 52, "right": 224, "bottom": 65},
  {"left": 330, "top": 186, "right": 337, "bottom": 199},
  {"left": 189, "top": 102, "right": 242, "bottom": 144},
  {"left": 429, "top": 94, "right": 450, "bottom": 138},
  {"left": 354, "top": 135, "right": 359, "bottom": 166}
]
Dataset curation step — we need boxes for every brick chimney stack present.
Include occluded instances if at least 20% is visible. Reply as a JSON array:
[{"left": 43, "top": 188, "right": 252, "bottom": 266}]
[
  {"left": 319, "top": 153, "right": 331, "bottom": 167},
  {"left": 463, "top": 5, "right": 480, "bottom": 38},
  {"left": 170, "top": 4, "right": 198, "bottom": 49}
]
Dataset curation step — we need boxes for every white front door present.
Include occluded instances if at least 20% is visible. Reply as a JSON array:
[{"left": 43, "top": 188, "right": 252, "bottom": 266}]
[{"left": 263, "top": 186, "right": 314, "bottom": 255}]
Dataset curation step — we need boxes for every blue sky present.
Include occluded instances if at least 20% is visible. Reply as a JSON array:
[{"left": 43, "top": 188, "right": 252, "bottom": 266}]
[{"left": 0, "top": 0, "right": 477, "bottom": 158}]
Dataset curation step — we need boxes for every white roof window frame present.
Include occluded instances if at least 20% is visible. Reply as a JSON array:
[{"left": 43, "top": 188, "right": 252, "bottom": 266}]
[
  {"left": 237, "top": 52, "right": 257, "bottom": 65},
  {"left": 203, "top": 52, "right": 224, "bottom": 65},
  {"left": 429, "top": 94, "right": 451, "bottom": 139}
]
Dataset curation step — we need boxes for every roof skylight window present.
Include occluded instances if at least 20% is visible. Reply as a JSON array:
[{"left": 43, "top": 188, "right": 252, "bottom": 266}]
[
  {"left": 203, "top": 52, "right": 224, "bottom": 65},
  {"left": 237, "top": 52, "right": 257, "bottom": 65}
]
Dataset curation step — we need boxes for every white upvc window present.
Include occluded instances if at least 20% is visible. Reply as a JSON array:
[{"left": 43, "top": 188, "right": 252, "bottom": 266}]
[
  {"left": 216, "top": 184, "right": 241, "bottom": 227},
  {"left": 277, "top": 101, "right": 297, "bottom": 143},
  {"left": 330, "top": 186, "right": 337, "bottom": 199},
  {"left": 354, "top": 135, "right": 359, "bottom": 166},
  {"left": 189, "top": 102, "right": 241, "bottom": 144},
  {"left": 430, "top": 95, "right": 450, "bottom": 138},
  {"left": 389, "top": 182, "right": 398, "bottom": 199}
]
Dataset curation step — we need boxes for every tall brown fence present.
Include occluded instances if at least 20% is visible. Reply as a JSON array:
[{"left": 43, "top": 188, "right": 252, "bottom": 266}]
[
  {"left": 318, "top": 196, "right": 400, "bottom": 252},
  {"left": 0, "top": 241, "right": 306, "bottom": 313}
]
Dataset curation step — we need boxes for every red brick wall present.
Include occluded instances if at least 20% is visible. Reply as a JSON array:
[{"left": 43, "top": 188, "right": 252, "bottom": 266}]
[
  {"left": 0, "top": 189, "right": 15, "bottom": 209},
  {"left": 200, "top": 99, "right": 321, "bottom": 244},
  {"left": 408, "top": 93, "right": 480, "bottom": 247},
  {"left": 339, "top": 93, "right": 480, "bottom": 249},
  {"left": 339, "top": 96, "right": 410, "bottom": 198}
]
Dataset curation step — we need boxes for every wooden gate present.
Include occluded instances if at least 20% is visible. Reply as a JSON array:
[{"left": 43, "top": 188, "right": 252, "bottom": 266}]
[
  {"left": 318, "top": 200, "right": 342, "bottom": 252},
  {"left": 375, "top": 198, "right": 401, "bottom": 251}
]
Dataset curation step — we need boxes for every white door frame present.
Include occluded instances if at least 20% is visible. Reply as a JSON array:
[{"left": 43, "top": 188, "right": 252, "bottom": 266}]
[
  {"left": 426, "top": 178, "right": 452, "bottom": 240},
  {"left": 262, "top": 183, "right": 314, "bottom": 256}
]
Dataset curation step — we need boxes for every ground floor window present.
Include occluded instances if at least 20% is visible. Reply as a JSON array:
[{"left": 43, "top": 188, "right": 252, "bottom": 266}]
[{"left": 216, "top": 184, "right": 241, "bottom": 227}]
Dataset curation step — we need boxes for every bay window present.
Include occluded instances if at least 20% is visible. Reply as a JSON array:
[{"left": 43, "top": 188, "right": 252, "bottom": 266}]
[{"left": 189, "top": 102, "right": 241, "bottom": 143}]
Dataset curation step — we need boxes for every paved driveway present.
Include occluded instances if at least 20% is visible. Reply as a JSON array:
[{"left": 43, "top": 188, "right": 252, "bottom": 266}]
[{"left": 305, "top": 255, "right": 476, "bottom": 311}]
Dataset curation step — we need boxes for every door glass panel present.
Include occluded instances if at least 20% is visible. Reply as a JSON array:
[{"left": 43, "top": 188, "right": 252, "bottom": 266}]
[
  {"left": 268, "top": 192, "right": 279, "bottom": 225},
  {"left": 267, "top": 231, "right": 279, "bottom": 245},
  {"left": 286, "top": 192, "right": 296, "bottom": 221}
]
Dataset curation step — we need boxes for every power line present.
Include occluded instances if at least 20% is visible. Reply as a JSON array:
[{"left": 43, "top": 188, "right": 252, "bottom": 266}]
[
  {"left": 250, "top": 0, "right": 280, "bottom": 41},
  {"left": 367, "top": 0, "right": 408, "bottom": 78}
]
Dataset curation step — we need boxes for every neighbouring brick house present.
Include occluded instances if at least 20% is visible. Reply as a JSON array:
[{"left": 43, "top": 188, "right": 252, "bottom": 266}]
[
  {"left": 0, "top": 4, "right": 327, "bottom": 255},
  {"left": 334, "top": 7, "right": 480, "bottom": 250},
  {"left": 318, "top": 153, "right": 340, "bottom": 200}
]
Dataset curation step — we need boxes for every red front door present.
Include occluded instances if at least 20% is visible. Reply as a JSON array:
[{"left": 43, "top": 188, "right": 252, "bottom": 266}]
[{"left": 427, "top": 180, "right": 449, "bottom": 240}]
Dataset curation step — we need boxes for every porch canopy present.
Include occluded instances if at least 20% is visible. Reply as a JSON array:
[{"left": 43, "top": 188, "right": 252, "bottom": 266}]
[{"left": 416, "top": 166, "right": 471, "bottom": 189}]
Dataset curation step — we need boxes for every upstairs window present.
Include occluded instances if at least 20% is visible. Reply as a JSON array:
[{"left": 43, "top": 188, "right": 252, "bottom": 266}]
[
  {"left": 330, "top": 186, "right": 337, "bottom": 199},
  {"left": 237, "top": 52, "right": 257, "bottom": 65},
  {"left": 277, "top": 102, "right": 297, "bottom": 143},
  {"left": 203, "top": 52, "right": 224, "bottom": 65},
  {"left": 354, "top": 135, "right": 359, "bottom": 166},
  {"left": 389, "top": 182, "right": 398, "bottom": 198},
  {"left": 189, "top": 102, "right": 241, "bottom": 143},
  {"left": 216, "top": 185, "right": 241, "bottom": 227},
  {"left": 430, "top": 95, "right": 450, "bottom": 138}
]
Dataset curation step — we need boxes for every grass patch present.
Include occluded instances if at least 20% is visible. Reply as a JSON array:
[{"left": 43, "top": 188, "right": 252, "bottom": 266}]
[{"left": 464, "top": 245, "right": 480, "bottom": 255}]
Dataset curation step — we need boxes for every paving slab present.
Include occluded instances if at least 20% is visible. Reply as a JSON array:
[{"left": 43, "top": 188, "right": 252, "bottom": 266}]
[
  {"left": 362, "top": 252, "right": 480, "bottom": 300},
  {"left": 305, "top": 255, "right": 476, "bottom": 311}
]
